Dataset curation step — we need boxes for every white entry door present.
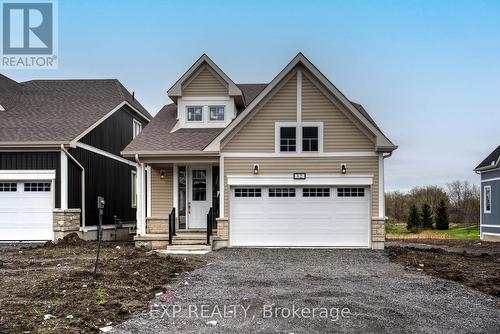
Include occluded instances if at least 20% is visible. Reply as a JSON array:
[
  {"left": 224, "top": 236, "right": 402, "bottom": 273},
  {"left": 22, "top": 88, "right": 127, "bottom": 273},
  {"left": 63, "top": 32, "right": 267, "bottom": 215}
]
[
  {"left": 188, "top": 167, "right": 211, "bottom": 228},
  {"left": 230, "top": 186, "right": 370, "bottom": 247},
  {"left": 0, "top": 180, "right": 54, "bottom": 240}
]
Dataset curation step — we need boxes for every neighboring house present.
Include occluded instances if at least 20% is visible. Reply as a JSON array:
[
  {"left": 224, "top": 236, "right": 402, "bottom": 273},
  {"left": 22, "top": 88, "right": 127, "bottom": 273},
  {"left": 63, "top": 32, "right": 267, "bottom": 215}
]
[
  {"left": 0, "top": 74, "right": 152, "bottom": 241},
  {"left": 474, "top": 145, "right": 500, "bottom": 241},
  {"left": 122, "top": 53, "right": 397, "bottom": 251}
]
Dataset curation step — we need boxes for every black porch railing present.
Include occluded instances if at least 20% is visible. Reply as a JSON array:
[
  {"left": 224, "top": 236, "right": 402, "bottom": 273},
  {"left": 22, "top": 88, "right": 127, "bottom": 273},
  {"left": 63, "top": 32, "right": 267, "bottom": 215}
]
[
  {"left": 168, "top": 207, "right": 176, "bottom": 245},
  {"left": 206, "top": 207, "right": 215, "bottom": 244}
]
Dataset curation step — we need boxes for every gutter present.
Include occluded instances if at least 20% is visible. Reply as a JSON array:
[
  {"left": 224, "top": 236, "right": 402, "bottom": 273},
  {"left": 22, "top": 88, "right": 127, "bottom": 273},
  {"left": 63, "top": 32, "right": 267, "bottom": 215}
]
[{"left": 60, "top": 145, "right": 86, "bottom": 231}]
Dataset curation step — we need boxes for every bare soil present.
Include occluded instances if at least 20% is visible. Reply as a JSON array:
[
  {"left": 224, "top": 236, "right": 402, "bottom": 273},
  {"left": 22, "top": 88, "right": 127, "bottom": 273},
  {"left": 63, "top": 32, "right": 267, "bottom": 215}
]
[
  {"left": 386, "top": 240, "right": 500, "bottom": 298},
  {"left": 0, "top": 234, "right": 204, "bottom": 333}
]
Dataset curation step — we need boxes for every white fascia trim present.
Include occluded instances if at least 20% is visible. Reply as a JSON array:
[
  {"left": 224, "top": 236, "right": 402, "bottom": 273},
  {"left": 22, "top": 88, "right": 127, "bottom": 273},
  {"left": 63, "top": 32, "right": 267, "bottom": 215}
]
[
  {"left": 0, "top": 142, "right": 67, "bottom": 148},
  {"left": 483, "top": 232, "right": 500, "bottom": 236},
  {"left": 482, "top": 176, "right": 500, "bottom": 183},
  {"left": 167, "top": 54, "right": 242, "bottom": 97},
  {"left": 481, "top": 224, "right": 500, "bottom": 228},
  {"left": 70, "top": 101, "right": 150, "bottom": 147},
  {"left": 221, "top": 151, "right": 377, "bottom": 158},
  {"left": 122, "top": 150, "right": 220, "bottom": 157},
  {"left": 227, "top": 174, "right": 374, "bottom": 186},
  {"left": 204, "top": 53, "right": 396, "bottom": 152},
  {"left": 76, "top": 142, "right": 136, "bottom": 166},
  {"left": 0, "top": 169, "right": 56, "bottom": 180}
]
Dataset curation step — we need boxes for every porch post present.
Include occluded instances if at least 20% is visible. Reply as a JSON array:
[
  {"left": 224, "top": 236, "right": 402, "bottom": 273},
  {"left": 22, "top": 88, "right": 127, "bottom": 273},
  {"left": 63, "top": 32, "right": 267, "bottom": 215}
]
[
  {"left": 219, "top": 155, "right": 224, "bottom": 218},
  {"left": 136, "top": 163, "right": 146, "bottom": 236},
  {"left": 173, "top": 164, "right": 178, "bottom": 228}
]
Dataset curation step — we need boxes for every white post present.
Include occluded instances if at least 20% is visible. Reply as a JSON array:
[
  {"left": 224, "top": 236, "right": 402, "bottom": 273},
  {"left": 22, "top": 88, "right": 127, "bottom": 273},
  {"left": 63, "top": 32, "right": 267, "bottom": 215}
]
[
  {"left": 378, "top": 153, "right": 385, "bottom": 218},
  {"left": 60, "top": 150, "right": 68, "bottom": 210},
  {"left": 146, "top": 165, "right": 152, "bottom": 218},
  {"left": 136, "top": 163, "right": 146, "bottom": 236},
  {"left": 219, "top": 155, "right": 224, "bottom": 218},
  {"left": 173, "top": 164, "right": 178, "bottom": 228}
]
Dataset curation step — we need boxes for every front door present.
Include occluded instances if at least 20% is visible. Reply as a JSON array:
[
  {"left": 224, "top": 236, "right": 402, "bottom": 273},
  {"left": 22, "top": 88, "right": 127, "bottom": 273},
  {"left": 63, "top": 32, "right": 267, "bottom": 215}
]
[{"left": 188, "top": 167, "right": 211, "bottom": 228}]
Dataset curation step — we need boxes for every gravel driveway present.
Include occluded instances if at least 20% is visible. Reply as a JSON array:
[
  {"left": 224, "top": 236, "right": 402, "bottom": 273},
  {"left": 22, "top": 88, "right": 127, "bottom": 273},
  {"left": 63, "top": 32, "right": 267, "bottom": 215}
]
[{"left": 114, "top": 249, "right": 500, "bottom": 334}]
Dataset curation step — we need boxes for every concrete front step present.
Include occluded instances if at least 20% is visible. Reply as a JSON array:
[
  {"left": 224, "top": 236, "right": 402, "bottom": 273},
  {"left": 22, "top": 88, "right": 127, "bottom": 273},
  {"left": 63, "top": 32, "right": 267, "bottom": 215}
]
[
  {"left": 171, "top": 239, "right": 209, "bottom": 245},
  {"left": 165, "top": 244, "right": 212, "bottom": 253}
]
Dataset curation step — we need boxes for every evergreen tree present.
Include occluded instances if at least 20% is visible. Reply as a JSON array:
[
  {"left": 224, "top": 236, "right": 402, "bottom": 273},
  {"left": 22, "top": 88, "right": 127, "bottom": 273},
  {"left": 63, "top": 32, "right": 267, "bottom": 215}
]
[
  {"left": 435, "top": 199, "right": 449, "bottom": 230},
  {"left": 407, "top": 204, "right": 421, "bottom": 232},
  {"left": 421, "top": 203, "right": 433, "bottom": 229}
]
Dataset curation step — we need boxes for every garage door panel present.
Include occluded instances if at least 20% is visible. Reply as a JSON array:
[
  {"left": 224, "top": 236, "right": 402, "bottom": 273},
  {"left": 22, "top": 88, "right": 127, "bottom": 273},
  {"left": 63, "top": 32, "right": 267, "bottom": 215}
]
[
  {"left": 230, "top": 186, "right": 369, "bottom": 247},
  {"left": 0, "top": 180, "right": 53, "bottom": 241}
]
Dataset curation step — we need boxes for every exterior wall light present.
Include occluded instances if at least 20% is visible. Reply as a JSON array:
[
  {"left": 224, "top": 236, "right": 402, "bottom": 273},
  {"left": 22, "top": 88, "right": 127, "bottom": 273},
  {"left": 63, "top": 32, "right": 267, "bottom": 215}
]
[
  {"left": 341, "top": 163, "right": 347, "bottom": 174},
  {"left": 253, "top": 164, "right": 260, "bottom": 175},
  {"left": 160, "top": 170, "right": 166, "bottom": 179}
]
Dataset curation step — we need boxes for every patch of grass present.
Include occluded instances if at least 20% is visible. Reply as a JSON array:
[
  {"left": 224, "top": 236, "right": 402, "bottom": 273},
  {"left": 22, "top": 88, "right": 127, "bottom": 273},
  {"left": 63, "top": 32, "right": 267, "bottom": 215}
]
[
  {"left": 434, "top": 225, "right": 480, "bottom": 240},
  {"left": 386, "top": 222, "right": 480, "bottom": 240}
]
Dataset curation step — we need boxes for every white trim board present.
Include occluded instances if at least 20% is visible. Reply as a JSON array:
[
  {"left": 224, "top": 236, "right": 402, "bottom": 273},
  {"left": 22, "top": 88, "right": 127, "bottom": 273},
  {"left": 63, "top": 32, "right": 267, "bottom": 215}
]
[
  {"left": 76, "top": 142, "right": 136, "bottom": 166},
  {"left": 481, "top": 224, "right": 500, "bottom": 228},
  {"left": 221, "top": 152, "right": 377, "bottom": 158},
  {"left": 226, "top": 174, "right": 373, "bottom": 186},
  {"left": 482, "top": 176, "right": 500, "bottom": 183},
  {"left": 0, "top": 170, "right": 56, "bottom": 180}
]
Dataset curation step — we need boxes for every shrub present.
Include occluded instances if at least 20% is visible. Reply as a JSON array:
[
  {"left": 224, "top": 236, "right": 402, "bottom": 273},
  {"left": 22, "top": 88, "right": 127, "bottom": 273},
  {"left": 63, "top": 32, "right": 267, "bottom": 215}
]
[
  {"left": 406, "top": 204, "right": 422, "bottom": 232},
  {"left": 421, "top": 203, "right": 433, "bottom": 229},
  {"left": 435, "top": 199, "right": 450, "bottom": 230}
]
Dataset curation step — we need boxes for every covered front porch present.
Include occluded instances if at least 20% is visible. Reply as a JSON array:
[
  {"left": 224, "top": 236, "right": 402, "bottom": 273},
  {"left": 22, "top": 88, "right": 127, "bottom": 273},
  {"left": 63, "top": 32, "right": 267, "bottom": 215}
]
[{"left": 134, "top": 155, "right": 222, "bottom": 250}]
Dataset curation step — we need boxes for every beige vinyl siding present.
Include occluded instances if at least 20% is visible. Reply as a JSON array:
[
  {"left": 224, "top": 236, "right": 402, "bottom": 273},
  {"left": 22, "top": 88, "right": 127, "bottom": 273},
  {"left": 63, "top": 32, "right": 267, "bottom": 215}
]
[
  {"left": 151, "top": 166, "right": 173, "bottom": 217},
  {"left": 182, "top": 66, "right": 228, "bottom": 96},
  {"left": 223, "top": 156, "right": 379, "bottom": 218},
  {"left": 223, "top": 73, "right": 297, "bottom": 152},
  {"left": 302, "top": 74, "right": 374, "bottom": 151}
]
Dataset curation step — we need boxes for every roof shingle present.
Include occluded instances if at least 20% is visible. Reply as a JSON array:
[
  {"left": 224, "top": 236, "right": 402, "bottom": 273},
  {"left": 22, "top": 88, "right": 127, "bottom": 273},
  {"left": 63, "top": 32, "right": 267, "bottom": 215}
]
[
  {"left": 0, "top": 75, "right": 151, "bottom": 144},
  {"left": 476, "top": 145, "right": 500, "bottom": 170}
]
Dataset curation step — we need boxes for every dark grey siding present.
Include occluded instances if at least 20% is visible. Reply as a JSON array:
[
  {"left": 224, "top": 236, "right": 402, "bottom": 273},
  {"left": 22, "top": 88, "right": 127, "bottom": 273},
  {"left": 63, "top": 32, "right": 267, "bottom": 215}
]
[
  {"left": 80, "top": 105, "right": 147, "bottom": 156},
  {"left": 0, "top": 151, "right": 60, "bottom": 207},
  {"left": 481, "top": 169, "right": 500, "bottom": 229},
  {"left": 69, "top": 147, "right": 136, "bottom": 226}
]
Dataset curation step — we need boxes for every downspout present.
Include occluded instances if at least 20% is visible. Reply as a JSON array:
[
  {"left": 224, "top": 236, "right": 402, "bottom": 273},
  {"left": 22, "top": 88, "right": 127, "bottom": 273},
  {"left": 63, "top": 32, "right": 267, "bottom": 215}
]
[{"left": 61, "top": 145, "right": 86, "bottom": 230}]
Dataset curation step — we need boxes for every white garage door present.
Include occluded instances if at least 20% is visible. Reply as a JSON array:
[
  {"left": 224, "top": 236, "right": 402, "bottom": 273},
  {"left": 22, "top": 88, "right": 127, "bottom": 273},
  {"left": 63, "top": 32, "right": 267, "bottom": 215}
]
[
  {"left": 0, "top": 181, "right": 54, "bottom": 241},
  {"left": 230, "top": 186, "right": 370, "bottom": 247}
]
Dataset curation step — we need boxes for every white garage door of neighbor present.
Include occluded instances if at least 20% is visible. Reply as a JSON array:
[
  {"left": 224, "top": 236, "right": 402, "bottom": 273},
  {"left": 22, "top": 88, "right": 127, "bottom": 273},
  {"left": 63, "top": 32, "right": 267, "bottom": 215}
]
[
  {"left": 230, "top": 186, "right": 370, "bottom": 247},
  {"left": 0, "top": 181, "right": 54, "bottom": 241}
]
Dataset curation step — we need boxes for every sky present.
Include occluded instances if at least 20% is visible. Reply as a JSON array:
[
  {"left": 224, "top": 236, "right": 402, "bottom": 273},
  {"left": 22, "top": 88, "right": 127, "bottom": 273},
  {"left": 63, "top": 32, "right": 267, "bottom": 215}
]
[{"left": 2, "top": 0, "right": 500, "bottom": 192}]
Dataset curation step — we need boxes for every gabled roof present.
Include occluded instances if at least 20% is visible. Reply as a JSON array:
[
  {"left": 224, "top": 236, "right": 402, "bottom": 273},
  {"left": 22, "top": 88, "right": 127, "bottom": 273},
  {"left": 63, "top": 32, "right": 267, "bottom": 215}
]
[
  {"left": 167, "top": 54, "right": 243, "bottom": 98},
  {"left": 475, "top": 145, "right": 500, "bottom": 171},
  {"left": 0, "top": 75, "right": 151, "bottom": 146},
  {"left": 123, "top": 103, "right": 223, "bottom": 155},
  {"left": 204, "top": 53, "right": 396, "bottom": 152}
]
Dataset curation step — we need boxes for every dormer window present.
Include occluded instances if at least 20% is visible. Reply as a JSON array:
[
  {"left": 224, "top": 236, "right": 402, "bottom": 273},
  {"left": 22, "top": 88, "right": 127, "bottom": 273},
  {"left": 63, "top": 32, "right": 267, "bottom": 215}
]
[
  {"left": 187, "top": 106, "right": 203, "bottom": 122},
  {"left": 209, "top": 106, "right": 225, "bottom": 121}
]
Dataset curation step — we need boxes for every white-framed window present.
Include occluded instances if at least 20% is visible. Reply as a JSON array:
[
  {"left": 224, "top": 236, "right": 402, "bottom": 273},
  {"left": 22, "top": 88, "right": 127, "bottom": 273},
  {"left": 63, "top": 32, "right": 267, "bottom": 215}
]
[
  {"left": 279, "top": 127, "right": 297, "bottom": 152},
  {"left": 337, "top": 187, "right": 365, "bottom": 197},
  {"left": 24, "top": 182, "right": 51, "bottom": 192},
  {"left": 235, "top": 188, "right": 262, "bottom": 198},
  {"left": 209, "top": 106, "right": 225, "bottom": 121},
  {"left": 302, "top": 126, "right": 319, "bottom": 152},
  {"left": 275, "top": 122, "right": 323, "bottom": 153},
  {"left": 484, "top": 185, "right": 492, "bottom": 213},
  {"left": 131, "top": 170, "right": 137, "bottom": 208},
  {"left": 133, "top": 119, "right": 142, "bottom": 138},
  {"left": 187, "top": 106, "right": 203, "bottom": 122},
  {"left": 0, "top": 182, "right": 17, "bottom": 192},
  {"left": 269, "top": 188, "right": 296, "bottom": 197},
  {"left": 303, "top": 187, "right": 330, "bottom": 197}
]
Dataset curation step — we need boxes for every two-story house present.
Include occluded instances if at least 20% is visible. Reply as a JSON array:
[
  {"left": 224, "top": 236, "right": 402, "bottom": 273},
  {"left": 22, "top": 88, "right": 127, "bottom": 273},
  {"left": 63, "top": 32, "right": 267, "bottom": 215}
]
[
  {"left": 0, "top": 75, "right": 151, "bottom": 241},
  {"left": 122, "top": 53, "right": 397, "bottom": 251}
]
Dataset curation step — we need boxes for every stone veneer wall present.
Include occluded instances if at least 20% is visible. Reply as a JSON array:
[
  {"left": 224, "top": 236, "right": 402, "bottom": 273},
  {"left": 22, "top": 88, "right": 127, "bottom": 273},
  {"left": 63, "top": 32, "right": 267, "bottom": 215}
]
[
  {"left": 216, "top": 218, "right": 229, "bottom": 240},
  {"left": 53, "top": 209, "right": 81, "bottom": 240},
  {"left": 371, "top": 219, "right": 385, "bottom": 250}
]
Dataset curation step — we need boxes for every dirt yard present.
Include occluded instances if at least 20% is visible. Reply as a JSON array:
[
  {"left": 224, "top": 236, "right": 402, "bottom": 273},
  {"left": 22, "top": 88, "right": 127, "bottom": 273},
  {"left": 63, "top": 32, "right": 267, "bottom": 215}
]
[
  {"left": 386, "top": 240, "right": 500, "bottom": 298},
  {"left": 0, "top": 235, "right": 203, "bottom": 334}
]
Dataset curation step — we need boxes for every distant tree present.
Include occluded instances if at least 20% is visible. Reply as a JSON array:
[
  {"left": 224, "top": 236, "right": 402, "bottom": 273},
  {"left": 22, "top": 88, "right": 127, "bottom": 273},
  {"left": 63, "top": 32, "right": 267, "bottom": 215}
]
[
  {"left": 421, "top": 203, "right": 433, "bottom": 229},
  {"left": 435, "top": 199, "right": 450, "bottom": 230},
  {"left": 407, "top": 204, "right": 422, "bottom": 232},
  {"left": 446, "top": 180, "right": 480, "bottom": 226}
]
